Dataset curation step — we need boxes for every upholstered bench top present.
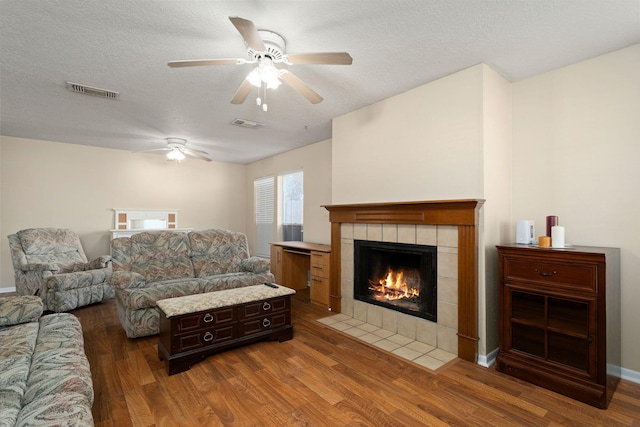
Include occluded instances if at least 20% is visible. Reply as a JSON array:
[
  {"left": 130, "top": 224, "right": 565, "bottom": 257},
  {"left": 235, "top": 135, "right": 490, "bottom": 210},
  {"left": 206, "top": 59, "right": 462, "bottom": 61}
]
[{"left": 157, "top": 284, "right": 296, "bottom": 318}]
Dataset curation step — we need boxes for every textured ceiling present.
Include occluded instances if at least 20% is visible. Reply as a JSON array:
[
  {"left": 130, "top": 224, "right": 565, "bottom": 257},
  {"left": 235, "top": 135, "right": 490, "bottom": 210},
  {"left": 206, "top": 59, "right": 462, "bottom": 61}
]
[{"left": 1, "top": 0, "right": 639, "bottom": 164}]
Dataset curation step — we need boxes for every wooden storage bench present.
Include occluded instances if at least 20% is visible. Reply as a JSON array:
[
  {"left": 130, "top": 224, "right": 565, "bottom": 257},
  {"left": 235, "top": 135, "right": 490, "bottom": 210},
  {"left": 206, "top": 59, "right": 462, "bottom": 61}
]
[{"left": 157, "top": 284, "right": 295, "bottom": 375}]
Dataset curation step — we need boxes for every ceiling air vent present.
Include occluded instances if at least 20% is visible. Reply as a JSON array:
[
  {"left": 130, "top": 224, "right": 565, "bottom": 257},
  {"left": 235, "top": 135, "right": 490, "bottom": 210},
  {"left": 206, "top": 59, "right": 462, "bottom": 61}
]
[
  {"left": 66, "top": 81, "right": 119, "bottom": 99},
  {"left": 230, "top": 118, "right": 265, "bottom": 129}
]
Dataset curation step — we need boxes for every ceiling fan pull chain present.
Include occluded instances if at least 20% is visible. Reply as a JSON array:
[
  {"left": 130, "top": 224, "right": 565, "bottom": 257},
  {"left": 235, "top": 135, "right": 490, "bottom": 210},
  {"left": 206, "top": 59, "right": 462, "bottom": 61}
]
[{"left": 263, "top": 84, "right": 268, "bottom": 112}]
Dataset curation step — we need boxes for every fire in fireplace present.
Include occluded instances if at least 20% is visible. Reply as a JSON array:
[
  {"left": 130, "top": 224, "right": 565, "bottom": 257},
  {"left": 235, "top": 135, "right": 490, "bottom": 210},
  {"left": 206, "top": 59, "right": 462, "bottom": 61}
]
[{"left": 354, "top": 240, "right": 437, "bottom": 321}]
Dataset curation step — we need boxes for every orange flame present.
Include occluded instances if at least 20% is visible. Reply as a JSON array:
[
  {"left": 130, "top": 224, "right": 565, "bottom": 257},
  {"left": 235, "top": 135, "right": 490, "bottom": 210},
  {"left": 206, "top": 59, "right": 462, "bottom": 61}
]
[{"left": 369, "top": 267, "right": 419, "bottom": 301}]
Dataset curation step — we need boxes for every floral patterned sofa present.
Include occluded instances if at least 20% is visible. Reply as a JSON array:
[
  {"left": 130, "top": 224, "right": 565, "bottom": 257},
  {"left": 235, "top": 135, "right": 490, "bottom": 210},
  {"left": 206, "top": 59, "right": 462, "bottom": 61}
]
[
  {"left": 7, "top": 228, "right": 113, "bottom": 312},
  {"left": 0, "top": 295, "right": 94, "bottom": 426},
  {"left": 111, "top": 229, "right": 274, "bottom": 338}
]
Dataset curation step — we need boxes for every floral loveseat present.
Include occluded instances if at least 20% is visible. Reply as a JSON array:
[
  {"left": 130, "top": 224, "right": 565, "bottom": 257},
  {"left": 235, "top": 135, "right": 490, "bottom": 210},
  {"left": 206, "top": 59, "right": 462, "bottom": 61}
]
[
  {"left": 0, "top": 295, "right": 94, "bottom": 426},
  {"left": 8, "top": 228, "right": 113, "bottom": 312},
  {"left": 111, "top": 229, "right": 274, "bottom": 338}
]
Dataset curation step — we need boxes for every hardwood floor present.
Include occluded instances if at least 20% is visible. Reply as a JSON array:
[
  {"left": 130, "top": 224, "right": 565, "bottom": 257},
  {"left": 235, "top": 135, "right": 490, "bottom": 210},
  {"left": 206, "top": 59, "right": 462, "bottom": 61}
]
[{"left": 72, "top": 291, "right": 640, "bottom": 426}]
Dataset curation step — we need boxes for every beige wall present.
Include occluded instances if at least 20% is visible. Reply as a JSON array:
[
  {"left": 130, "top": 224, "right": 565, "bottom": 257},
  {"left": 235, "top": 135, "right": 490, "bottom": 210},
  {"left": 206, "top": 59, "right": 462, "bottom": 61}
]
[
  {"left": 480, "top": 66, "right": 513, "bottom": 357},
  {"left": 0, "top": 136, "right": 247, "bottom": 290},
  {"left": 332, "top": 64, "right": 485, "bottom": 204},
  {"left": 512, "top": 44, "right": 640, "bottom": 373},
  {"left": 245, "top": 139, "right": 333, "bottom": 254}
]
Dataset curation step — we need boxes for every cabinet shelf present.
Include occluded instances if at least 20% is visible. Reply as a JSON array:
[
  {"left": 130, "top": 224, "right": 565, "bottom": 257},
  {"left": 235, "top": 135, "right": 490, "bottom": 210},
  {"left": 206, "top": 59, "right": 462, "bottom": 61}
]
[{"left": 496, "top": 244, "right": 620, "bottom": 409}]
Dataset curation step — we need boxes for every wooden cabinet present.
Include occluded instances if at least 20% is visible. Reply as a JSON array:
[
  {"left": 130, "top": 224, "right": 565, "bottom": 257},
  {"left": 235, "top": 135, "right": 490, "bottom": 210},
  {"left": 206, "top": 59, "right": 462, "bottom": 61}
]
[
  {"left": 270, "top": 241, "right": 331, "bottom": 309},
  {"left": 496, "top": 245, "right": 620, "bottom": 409},
  {"left": 310, "top": 250, "right": 330, "bottom": 307}
]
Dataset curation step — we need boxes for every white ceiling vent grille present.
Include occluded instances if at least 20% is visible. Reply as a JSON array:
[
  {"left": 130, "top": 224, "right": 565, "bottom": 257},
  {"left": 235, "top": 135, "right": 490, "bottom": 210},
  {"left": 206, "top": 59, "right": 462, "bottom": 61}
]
[
  {"left": 231, "top": 118, "right": 265, "bottom": 129},
  {"left": 66, "top": 81, "right": 119, "bottom": 99}
]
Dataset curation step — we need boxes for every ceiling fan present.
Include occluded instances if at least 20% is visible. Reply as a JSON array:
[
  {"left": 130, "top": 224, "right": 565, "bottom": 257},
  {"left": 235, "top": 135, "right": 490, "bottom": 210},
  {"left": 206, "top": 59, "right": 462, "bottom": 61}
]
[
  {"left": 167, "top": 16, "right": 352, "bottom": 107},
  {"left": 144, "top": 138, "right": 212, "bottom": 162}
]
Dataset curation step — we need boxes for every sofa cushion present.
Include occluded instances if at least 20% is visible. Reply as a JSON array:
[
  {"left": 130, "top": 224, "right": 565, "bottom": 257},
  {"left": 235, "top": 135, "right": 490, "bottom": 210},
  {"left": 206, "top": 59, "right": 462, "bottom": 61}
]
[
  {"left": 16, "top": 392, "right": 94, "bottom": 427},
  {"left": 16, "top": 228, "right": 84, "bottom": 256},
  {"left": 0, "top": 355, "right": 31, "bottom": 427},
  {"left": 189, "top": 229, "right": 249, "bottom": 277},
  {"left": 130, "top": 231, "right": 194, "bottom": 282},
  {"left": 0, "top": 296, "right": 43, "bottom": 327},
  {"left": 0, "top": 322, "right": 39, "bottom": 359},
  {"left": 118, "top": 278, "right": 204, "bottom": 310},
  {"left": 200, "top": 272, "right": 275, "bottom": 293}
]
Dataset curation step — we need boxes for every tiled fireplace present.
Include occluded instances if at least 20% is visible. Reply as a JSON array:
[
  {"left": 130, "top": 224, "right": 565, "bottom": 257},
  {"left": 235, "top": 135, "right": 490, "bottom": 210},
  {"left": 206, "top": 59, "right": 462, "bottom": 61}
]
[
  {"left": 341, "top": 223, "right": 460, "bottom": 354},
  {"left": 324, "top": 200, "right": 484, "bottom": 362}
]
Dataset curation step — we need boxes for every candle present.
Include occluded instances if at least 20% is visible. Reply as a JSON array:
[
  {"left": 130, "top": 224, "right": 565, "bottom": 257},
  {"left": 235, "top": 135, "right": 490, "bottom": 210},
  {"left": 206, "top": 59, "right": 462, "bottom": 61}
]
[
  {"left": 538, "top": 236, "right": 551, "bottom": 247},
  {"left": 551, "top": 226, "right": 565, "bottom": 248},
  {"left": 546, "top": 215, "right": 558, "bottom": 237}
]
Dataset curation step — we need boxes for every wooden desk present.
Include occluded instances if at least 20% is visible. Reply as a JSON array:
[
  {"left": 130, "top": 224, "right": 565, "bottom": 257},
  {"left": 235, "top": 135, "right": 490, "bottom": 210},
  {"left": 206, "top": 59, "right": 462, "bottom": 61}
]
[{"left": 270, "top": 241, "right": 331, "bottom": 309}]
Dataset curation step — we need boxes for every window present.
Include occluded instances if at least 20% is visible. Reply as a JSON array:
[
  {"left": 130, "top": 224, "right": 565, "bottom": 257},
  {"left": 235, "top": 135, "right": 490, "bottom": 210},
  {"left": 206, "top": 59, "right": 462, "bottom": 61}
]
[
  {"left": 254, "top": 176, "right": 275, "bottom": 258},
  {"left": 254, "top": 170, "right": 304, "bottom": 258},
  {"left": 281, "top": 171, "right": 303, "bottom": 241}
]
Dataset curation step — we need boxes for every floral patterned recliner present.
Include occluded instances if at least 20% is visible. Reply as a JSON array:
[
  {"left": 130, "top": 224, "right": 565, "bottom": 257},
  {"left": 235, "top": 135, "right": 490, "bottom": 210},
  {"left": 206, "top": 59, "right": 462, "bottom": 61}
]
[
  {"left": 7, "top": 228, "right": 113, "bottom": 312},
  {"left": 111, "top": 229, "right": 274, "bottom": 338}
]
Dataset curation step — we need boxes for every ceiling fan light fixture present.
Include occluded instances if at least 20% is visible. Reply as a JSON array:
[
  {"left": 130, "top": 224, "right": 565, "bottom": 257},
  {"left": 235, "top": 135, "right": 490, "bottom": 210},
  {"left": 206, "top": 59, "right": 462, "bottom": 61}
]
[
  {"left": 245, "top": 59, "right": 282, "bottom": 89},
  {"left": 166, "top": 148, "right": 185, "bottom": 161}
]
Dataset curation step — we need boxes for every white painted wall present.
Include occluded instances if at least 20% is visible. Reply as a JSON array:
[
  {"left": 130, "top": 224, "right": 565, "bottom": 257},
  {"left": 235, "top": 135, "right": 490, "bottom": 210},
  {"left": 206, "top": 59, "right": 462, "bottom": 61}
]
[
  {"left": 245, "top": 139, "right": 333, "bottom": 254},
  {"left": 480, "top": 66, "right": 513, "bottom": 357},
  {"left": 332, "top": 65, "right": 485, "bottom": 204},
  {"left": 0, "top": 136, "right": 247, "bottom": 290},
  {"left": 512, "top": 44, "right": 640, "bottom": 372}
]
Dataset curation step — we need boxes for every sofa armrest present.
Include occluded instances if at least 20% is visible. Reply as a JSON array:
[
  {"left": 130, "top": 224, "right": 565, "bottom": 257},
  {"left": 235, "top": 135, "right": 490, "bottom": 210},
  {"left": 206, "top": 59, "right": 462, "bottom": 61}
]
[
  {"left": 85, "top": 255, "right": 112, "bottom": 270},
  {"left": 0, "top": 295, "right": 43, "bottom": 326},
  {"left": 240, "top": 257, "right": 271, "bottom": 274},
  {"left": 110, "top": 270, "right": 147, "bottom": 290},
  {"left": 21, "top": 262, "right": 60, "bottom": 273}
]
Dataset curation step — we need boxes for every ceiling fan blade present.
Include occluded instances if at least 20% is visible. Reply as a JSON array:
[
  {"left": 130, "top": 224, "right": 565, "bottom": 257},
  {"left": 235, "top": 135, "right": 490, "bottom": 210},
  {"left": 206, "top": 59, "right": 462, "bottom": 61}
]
[
  {"left": 168, "top": 58, "right": 242, "bottom": 68},
  {"left": 183, "top": 148, "right": 212, "bottom": 162},
  {"left": 231, "top": 78, "right": 254, "bottom": 104},
  {"left": 284, "top": 52, "right": 353, "bottom": 65},
  {"left": 279, "top": 71, "right": 323, "bottom": 104},
  {"left": 229, "top": 17, "right": 266, "bottom": 52},
  {"left": 140, "top": 148, "right": 171, "bottom": 153}
]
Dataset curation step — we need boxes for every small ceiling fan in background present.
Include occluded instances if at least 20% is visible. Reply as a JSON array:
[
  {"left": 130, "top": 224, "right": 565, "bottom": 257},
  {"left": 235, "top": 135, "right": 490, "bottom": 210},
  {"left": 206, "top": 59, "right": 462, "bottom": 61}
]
[
  {"left": 144, "top": 138, "right": 212, "bottom": 162},
  {"left": 168, "top": 16, "right": 352, "bottom": 110}
]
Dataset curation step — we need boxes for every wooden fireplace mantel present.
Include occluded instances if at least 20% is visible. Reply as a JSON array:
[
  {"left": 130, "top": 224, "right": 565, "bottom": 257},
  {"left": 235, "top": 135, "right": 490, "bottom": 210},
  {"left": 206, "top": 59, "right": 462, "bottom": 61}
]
[{"left": 323, "top": 199, "right": 485, "bottom": 363}]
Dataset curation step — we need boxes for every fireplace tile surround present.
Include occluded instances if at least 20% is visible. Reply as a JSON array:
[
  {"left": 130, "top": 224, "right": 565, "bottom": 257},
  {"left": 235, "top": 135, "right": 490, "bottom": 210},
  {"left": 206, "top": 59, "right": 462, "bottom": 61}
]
[
  {"left": 323, "top": 199, "right": 484, "bottom": 362},
  {"left": 338, "top": 223, "right": 459, "bottom": 354}
]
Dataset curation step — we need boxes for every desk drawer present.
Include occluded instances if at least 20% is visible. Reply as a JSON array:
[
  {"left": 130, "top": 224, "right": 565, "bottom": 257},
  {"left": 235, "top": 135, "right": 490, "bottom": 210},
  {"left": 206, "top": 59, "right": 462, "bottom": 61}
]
[
  {"left": 504, "top": 257, "right": 596, "bottom": 291},
  {"left": 311, "top": 251, "right": 330, "bottom": 279}
]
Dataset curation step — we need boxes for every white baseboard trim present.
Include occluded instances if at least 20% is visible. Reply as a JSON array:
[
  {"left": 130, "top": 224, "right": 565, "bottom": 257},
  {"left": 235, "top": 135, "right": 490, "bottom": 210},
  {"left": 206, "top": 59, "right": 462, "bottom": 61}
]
[
  {"left": 621, "top": 367, "right": 640, "bottom": 384},
  {"left": 477, "top": 348, "right": 498, "bottom": 368},
  {"left": 0, "top": 287, "right": 16, "bottom": 294}
]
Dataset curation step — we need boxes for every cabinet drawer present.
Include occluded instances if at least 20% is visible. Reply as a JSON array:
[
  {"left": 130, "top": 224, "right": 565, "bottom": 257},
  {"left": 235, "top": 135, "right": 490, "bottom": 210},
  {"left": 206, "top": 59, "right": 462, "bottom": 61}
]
[
  {"left": 238, "top": 311, "right": 290, "bottom": 337},
  {"left": 310, "top": 275, "right": 330, "bottom": 306},
  {"left": 311, "top": 251, "right": 330, "bottom": 279},
  {"left": 239, "top": 297, "right": 289, "bottom": 319},
  {"left": 504, "top": 258, "right": 596, "bottom": 291},
  {"left": 173, "top": 307, "right": 235, "bottom": 333},
  {"left": 172, "top": 324, "right": 235, "bottom": 353}
]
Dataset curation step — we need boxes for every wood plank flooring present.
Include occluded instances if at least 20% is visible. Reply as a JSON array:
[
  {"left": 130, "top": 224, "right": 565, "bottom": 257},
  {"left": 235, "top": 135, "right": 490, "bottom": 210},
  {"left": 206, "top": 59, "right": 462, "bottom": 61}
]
[{"left": 71, "top": 290, "right": 640, "bottom": 426}]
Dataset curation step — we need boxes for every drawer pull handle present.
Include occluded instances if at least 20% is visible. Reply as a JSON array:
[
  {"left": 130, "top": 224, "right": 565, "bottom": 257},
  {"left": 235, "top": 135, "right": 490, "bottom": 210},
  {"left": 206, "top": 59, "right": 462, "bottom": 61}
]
[
  {"left": 203, "top": 332, "right": 214, "bottom": 342},
  {"left": 534, "top": 268, "right": 557, "bottom": 277},
  {"left": 262, "top": 302, "right": 271, "bottom": 311},
  {"left": 203, "top": 313, "right": 214, "bottom": 323},
  {"left": 262, "top": 318, "right": 271, "bottom": 328}
]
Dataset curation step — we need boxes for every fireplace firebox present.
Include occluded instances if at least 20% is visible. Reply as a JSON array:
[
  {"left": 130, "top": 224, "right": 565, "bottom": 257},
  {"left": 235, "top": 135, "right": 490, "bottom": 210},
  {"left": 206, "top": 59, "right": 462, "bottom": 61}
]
[{"left": 354, "top": 240, "right": 437, "bottom": 321}]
